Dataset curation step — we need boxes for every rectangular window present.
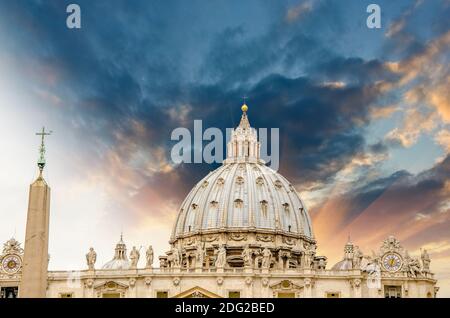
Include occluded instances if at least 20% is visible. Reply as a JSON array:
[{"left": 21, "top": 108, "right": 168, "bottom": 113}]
[
  {"left": 384, "top": 286, "right": 402, "bottom": 298},
  {"left": 277, "top": 292, "right": 295, "bottom": 298},
  {"left": 0, "top": 287, "right": 18, "bottom": 298},
  {"left": 156, "top": 291, "right": 168, "bottom": 298},
  {"left": 60, "top": 293, "right": 73, "bottom": 298},
  {"left": 326, "top": 292, "right": 340, "bottom": 298},
  {"left": 102, "top": 293, "right": 121, "bottom": 298},
  {"left": 228, "top": 291, "right": 240, "bottom": 298}
]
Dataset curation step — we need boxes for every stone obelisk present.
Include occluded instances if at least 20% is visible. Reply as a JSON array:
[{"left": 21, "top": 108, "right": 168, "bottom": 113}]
[{"left": 19, "top": 127, "right": 52, "bottom": 298}]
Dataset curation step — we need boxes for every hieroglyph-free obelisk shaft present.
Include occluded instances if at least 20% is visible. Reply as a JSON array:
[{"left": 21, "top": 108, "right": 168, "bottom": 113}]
[{"left": 19, "top": 127, "right": 52, "bottom": 298}]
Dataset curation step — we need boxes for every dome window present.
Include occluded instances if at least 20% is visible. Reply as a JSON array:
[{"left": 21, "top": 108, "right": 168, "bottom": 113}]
[
  {"left": 217, "top": 178, "right": 225, "bottom": 185},
  {"left": 256, "top": 177, "right": 264, "bottom": 186},
  {"left": 210, "top": 200, "right": 218, "bottom": 207},
  {"left": 201, "top": 181, "right": 209, "bottom": 188},
  {"left": 234, "top": 199, "right": 243, "bottom": 208},
  {"left": 282, "top": 203, "right": 290, "bottom": 213},
  {"left": 274, "top": 180, "right": 283, "bottom": 189},
  {"left": 191, "top": 203, "right": 198, "bottom": 210},
  {"left": 236, "top": 176, "right": 244, "bottom": 185}
]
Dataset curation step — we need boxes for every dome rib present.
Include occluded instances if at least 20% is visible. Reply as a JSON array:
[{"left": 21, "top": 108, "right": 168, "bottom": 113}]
[{"left": 200, "top": 166, "right": 224, "bottom": 230}]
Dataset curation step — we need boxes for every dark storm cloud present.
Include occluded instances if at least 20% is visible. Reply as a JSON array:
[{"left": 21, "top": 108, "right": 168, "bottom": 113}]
[
  {"left": 0, "top": 0, "right": 402, "bottom": 198},
  {"left": 2, "top": 0, "right": 445, "bottom": 202},
  {"left": 311, "top": 57, "right": 400, "bottom": 84},
  {"left": 317, "top": 154, "right": 450, "bottom": 227},
  {"left": 246, "top": 73, "right": 395, "bottom": 186},
  {"left": 381, "top": 0, "right": 450, "bottom": 60}
]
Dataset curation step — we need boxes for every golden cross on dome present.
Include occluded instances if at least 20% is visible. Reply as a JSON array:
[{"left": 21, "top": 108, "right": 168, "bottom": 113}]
[{"left": 35, "top": 127, "right": 52, "bottom": 172}]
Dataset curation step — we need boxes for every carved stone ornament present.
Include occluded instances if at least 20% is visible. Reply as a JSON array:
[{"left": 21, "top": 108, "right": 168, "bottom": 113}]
[
  {"left": 85, "top": 279, "right": 94, "bottom": 288},
  {"left": 185, "top": 237, "right": 196, "bottom": 246},
  {"left": 283, "top": 236, "right": 296, "bottom": 246},
  {"left": 380, "top": 236, "right": 402, "bottom": 253},
  {"left": 245, "top": 277, "right": 253, "bottom": 286},
  {"left": 94, "top": 281, "right": 128, "bottom": 298},
  {"left": 129, "top": 278, "right": 136, "bottom": 287},
  {"left": 262, "top": 277, "right": 269, "bottom": 287},
  {"left": 190, "top": 291, "right": 206, "bottom": 298},
  {"left": 352, "top": 279, "right": 361, "bottom": 288},
  {"left": 205, "top": 235, "right": 218, "bottom": 242},
  {"left": 229, "top": 233, "right": 247, "bottom": 241},
  {"left": 216, "top": 277, "right": 224, "bottom": 285},
  {"left": 270, "top": 280, "right": 303, "bottom": 291},
  {"left": 144, "top": 277, "right": 152, "bottom": 286},
  {"left": 279, "top": 250, "right": 291, "bottom": 258},
  {"left": 173, "top": 277, "right": 180, "bottom": 286},
  {"left": 2, "top": 238, "right": 24, "bottom": 255},
  {"left": 256, "top": 234, "right": 274, "bottom": 242},
  {"left": 304, "top": 278, "right": 313, "bottom": 287}
]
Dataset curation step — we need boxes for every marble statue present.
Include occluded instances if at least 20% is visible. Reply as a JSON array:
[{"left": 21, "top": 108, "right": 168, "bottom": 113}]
[
  {"left": 253, "top": 249, "right": 263, "bottom": 268},
  {"left": 146, "top": 245, "right": 154, "bottom": 268},
  {"left": 303, "top": 244, "right": 315, "bottom": 269},
  {"left": 242, "top": 245, "right": 253, "bottom": 267},
  {"left": 215, "top": 245, "right": 227, "bottom": 268},
  {"left": 353, "top": 246, "right": 363, "bottom": 268},
  {"left": 261, "top": 248, "right": 272, "bottom": 269},
  {"left": 421, "top": 249, "right": 430, "bottom": 272},
  {"left": 130, "top": 246, "right": 140, "bottom": 269},
  {"left": 360, "top": 256, "right": 380, "bottom": 275},
  {"left": 407, "top": 257, "right": 422, "bottom": 278},
  {"left": 196, "top": 242, "right": 205, "bottom": 268},
  {"left": 86, "top": 247, "right": 97, "bottom": 270},
  {"left": 171, "top": 247, "right": 181, "bottom": 267}
]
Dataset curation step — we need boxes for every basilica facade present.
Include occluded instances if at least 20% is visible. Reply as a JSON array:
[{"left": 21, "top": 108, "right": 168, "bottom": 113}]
[{"left": 0, "top": 105, "right": 438, "bottom": 298}]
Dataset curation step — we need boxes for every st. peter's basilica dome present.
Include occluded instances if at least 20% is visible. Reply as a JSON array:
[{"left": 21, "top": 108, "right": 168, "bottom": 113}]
[
  {"left": 102, "top": 235, "right": 131, "bottom": 270},
  {"left": 170, "top": 104, "right": 314, "bottom": 249}
]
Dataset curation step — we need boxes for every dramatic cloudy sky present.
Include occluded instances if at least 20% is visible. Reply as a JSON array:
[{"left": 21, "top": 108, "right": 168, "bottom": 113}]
[{"left": 0, "top": 0, "right": 449, "bottom": 296}]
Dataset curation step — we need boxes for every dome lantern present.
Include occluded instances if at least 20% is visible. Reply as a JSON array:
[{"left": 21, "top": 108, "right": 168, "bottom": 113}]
[
  {"left": 102, "top": 234, "right": 131, "bottom": 270},
  {"left": 225, "top": 102, "right": 261, "bottom": 164}
]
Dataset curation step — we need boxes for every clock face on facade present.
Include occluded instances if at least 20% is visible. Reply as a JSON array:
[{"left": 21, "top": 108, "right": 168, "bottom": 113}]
[
  {"left": 1, "top": 254, "right": 22, "bottom": 274},
  {"left": 382, "top": 253, "right": 403, "bottom": 272}
]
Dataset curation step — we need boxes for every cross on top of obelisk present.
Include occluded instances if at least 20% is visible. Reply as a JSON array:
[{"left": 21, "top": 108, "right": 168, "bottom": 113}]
[{"left": 36, "top": 127, "right": 52, "bottom": 172}]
